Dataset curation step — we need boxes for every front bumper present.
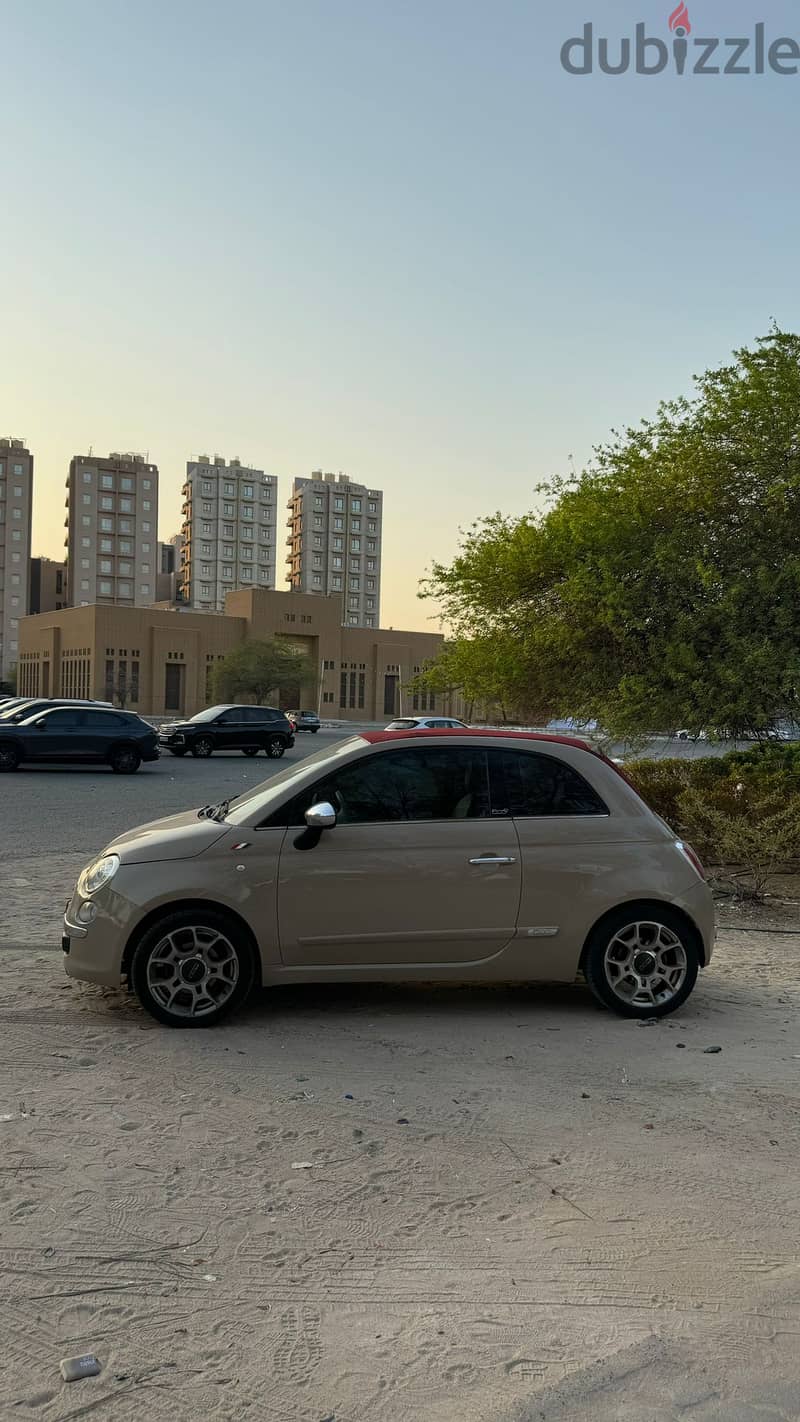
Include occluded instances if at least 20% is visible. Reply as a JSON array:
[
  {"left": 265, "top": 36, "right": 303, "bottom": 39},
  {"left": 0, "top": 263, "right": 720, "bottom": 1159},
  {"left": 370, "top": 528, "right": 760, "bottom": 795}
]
[{"left": 62, "top": 894, "right": 126, "bottom": 988}]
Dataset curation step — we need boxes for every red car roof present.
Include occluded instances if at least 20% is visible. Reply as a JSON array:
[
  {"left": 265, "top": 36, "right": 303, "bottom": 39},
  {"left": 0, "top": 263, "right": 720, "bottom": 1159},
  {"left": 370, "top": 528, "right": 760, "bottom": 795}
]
[{"left": 362, "top": 729, "right": 600, "bottom": 754}]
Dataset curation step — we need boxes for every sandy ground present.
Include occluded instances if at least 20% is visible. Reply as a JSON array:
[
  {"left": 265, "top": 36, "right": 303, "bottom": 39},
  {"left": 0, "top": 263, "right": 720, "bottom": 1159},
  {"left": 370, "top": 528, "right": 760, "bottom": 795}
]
[{"left": 2, "top": 924, "right": 800, "bottom": 1421}]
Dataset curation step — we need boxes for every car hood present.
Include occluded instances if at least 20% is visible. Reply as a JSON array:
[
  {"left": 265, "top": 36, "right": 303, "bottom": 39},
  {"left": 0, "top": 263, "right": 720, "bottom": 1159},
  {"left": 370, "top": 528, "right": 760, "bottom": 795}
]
[
  {"left": 159, "top": 720, "right": 191, "bottom": 733},
  {"left": 105, "top": 808, "right": 230, "bottom": 863}
]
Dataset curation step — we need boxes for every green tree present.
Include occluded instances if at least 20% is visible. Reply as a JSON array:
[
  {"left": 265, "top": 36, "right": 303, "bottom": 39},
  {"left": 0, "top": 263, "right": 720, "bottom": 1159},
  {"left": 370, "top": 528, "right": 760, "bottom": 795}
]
[
  {"left": 420, "top": 331, "right": 800, "bottom": 738},
  {"left": 212, "top": 639, "right": 315, "bottom": 706}
]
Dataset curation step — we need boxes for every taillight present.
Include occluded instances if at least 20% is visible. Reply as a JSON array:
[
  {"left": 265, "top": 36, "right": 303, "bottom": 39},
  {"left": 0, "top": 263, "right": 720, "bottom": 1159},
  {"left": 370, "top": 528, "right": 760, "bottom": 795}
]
[{"left": 676, "top": 840, "right": 706, "bottom": 880}]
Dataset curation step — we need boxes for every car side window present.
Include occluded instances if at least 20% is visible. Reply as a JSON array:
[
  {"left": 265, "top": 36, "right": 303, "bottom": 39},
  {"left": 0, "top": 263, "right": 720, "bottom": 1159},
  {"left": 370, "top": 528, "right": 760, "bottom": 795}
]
[
  {"left": 39, "top": 710, "right": 83, "bottom": 728},
  {"left": 260, "top": 747, "right": 491, "bottom": 827},
  {"left": 83, "top": 710, "right": 123, "bottom": 727},
  {"left": 217, "top": 710, "right": 240, "bottom": 724},
  {"left": 490, "top": 749, "right": 608, "bottom": 817}
]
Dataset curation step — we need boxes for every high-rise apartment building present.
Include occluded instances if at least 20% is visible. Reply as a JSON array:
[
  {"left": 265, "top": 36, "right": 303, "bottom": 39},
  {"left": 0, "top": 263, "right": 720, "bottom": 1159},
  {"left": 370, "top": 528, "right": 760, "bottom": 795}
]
[
  {"left": 29, "top": 557, "right": 66, "bottom": 614},
  {"left": 286, "top": 473, "right": 383, "bottom": 627},
  {"left": 180, "top": 456, "right": 277, "bottom": 611},
  {"left": 0, "top": 438, "right": 33, "bottom": 682},
  {"left": 155, "top": 533, "right": 184, "bottom": 602},
  {"left": 66, "top": 452, "right": 159, "bottom": 608}
]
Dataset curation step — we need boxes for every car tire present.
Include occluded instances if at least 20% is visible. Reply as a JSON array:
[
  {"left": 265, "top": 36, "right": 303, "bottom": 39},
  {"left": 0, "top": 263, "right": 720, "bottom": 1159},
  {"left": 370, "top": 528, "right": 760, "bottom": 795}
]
[
  {"left": 0, "top": 744, "right": 21, "bottom": 772},
  {"left": 311, "top": 727, "right": 319, "bottom": 733},
  {"left": 110, "top": 746, "right": 141, "bottom": 774},
  {"left": 130, "top": 908, "right": 256, "bottom": 1028},
  {"left": 192, "top": 737, "right": 214, "bottom": 758},
  {"left": 266, "top": 736, "right": 286, "bottom": 758},
  {"left": 583, "top": 905, "right": 700, "bottom": 1019},
  {"left": 242, "top": 747, "right": 259, "bottom": 757},
  {"left": 170, "top": 748, "right": 187, "bottom": 758}
]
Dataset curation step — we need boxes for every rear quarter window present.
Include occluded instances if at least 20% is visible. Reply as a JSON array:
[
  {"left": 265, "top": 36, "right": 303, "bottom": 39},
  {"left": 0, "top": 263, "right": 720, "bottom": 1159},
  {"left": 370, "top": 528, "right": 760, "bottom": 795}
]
[{"left": 491, "top": 748, "right": 608, "bottom": 817}]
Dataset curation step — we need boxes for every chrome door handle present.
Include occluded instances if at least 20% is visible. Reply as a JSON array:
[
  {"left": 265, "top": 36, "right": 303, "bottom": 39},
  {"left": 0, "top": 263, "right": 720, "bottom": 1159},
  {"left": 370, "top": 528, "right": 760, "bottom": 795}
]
[{"left": 469, "top": 856, "right": 517, "bottom": 865}]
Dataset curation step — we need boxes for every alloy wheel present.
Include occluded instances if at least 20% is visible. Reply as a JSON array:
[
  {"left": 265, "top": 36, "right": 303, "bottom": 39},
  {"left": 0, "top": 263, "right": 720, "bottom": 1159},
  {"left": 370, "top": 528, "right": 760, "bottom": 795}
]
[
  {"left": 145, "top": 925, "right": 240, "bottom": 1020},
  {"left": 603, "top": 921, "right": 688, "bottom": 1009}
]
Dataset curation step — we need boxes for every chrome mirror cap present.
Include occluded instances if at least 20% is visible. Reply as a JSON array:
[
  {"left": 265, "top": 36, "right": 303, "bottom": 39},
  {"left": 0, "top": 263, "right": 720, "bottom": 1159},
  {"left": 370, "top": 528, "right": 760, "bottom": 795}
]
[{"left": 304, "top": 801, "right": 337, "bottom": 830}]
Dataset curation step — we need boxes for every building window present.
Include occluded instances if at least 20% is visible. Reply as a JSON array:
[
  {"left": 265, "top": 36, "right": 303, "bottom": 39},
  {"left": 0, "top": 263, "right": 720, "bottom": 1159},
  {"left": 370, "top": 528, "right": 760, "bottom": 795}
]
[
  {"left": 81, "top": 579, "right": 90, "bottom": 592},
  {"left": 242, "top": 505, "right": 253, "bottom": 520},
  {"left": 82, "top": 494, "right": 92, "bottom": 506},
  {"left": 350, "top": 577, "right": 360, "bottom": 590},
  {"left": 202, "top": 522, "right": 211, "bottom": 535},
  {"left": 202, "top": 502, "right": 212, "bottom": 514},
  {"left": 367, "top": 559, "right": 376, "bottom": 572},
  {"left": 243, "top": 484, "right": 254, "bottom": 499},
  {"left": 101, "top": 474, "right": 113, "bottom": 490},
  {"left": 142, "top": 521, "right": 151, "bottom": 533},
  {"left": 351, "top": 538, "right": 361, "bottom": 552},
  {"left": 349, "top": 614, "right": 358, "bottom": 625},
  {"left": 340, "top": 671, "right": 347, "bottom": 707},
  {"left": 334, "top": 517, "right": 343, "bottom": 531},
  {"left": 242, "top": 567, "right": 252, "bottom": 581},
  {"left": 200, "top": 583, "right": 211, "bottom": 597},
  {"left": 313, "top": 573, "right": 322, "bottom": 585},
  {"left": 100, "top": 559, "right": 112, "bottom": 574},
  {"left": 100, "top": 496, "right": 113, "bottom": 510},
  {"left": 351, "top": 497, "right": 362, "bottom": 512},
  {"left": 242, "top": 545, "right": 252, "bottom": 560},
  {"left": 368, "top": 521, "right": 377, "bottom": 533},
  {"left": 351, "top": 518, "right": 361, "bottom": 532},
  {"left": 99, "top": 580, "right": 112, "bottom": 595},
  {"left": 366, "top": 597, "right": 375, "bottom": 610},
  {"left": 120, "top": 562, "right": 133, "bottom": 576},
  {"left": 224, "top": 482, "right": 234, "bottom": 497},
  {"left": 202, "top": 480, "right": 212, "bottom": 494},
  {"left": 349, "top": 595, "right": 359, "bottom": 608},
  {"left": 119, "top": 518, "right": 132, "bottom": 534},
  {"left": 223, "top": 565, "right": 233, "bottom": 578},
  {"left": 368, "top": 501, "right": 377, "bottom": 514},
  {"left": 334, "top": 496, "right": 344, "bottom": 511},
  {"left": 313, "top": 535, "right": 322, "bottom": 548},
  {"left": 143, "top": 479, "right": 151, "bottom": 490},
  {"left": 224, "top": 502, "right": 234, "bottom": 517},
  {"left": 140, "top": 584, "right": 150, "bottom": 596},
  {"left": 223, "top": 524, "right": 234, "bottom": 537},
  {"left": 332, "top": 574, "right": 342, "bottom": 589},
  {"left": 242, "top": 525, "right": 253, "bottom": 539},
  {"left": 358, "top": 672, "right": 365, "bottom": 709},
  {"left": 118, "top": 582, "right": 132, "bottom": 598},
  {"left": 119, "top": 539, "right": 132, "bottom": 554},
  {"left": 121, "top": 477, "right": 133, "bottom": 492},
  {"left": 83, "top": 471, "right": 92, "bottom": 484},
  {"left": 82, "top": 537, "right": 91, "bottom": 549}
]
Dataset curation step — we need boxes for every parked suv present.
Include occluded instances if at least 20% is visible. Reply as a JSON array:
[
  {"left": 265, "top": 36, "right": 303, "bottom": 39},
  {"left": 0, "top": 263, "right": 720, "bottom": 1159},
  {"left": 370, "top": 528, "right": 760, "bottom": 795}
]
[
  {"left": 0, "top": 706, "right": 158, "bottom": 773},
  {"left": 287, "top": 710, "right": 321, "bottom": 733},
  {"left": 63, "top": 728, "right": 714, "bottom": 1027},
  {"left": 158, "top": 704, "right": 295, "bottom": 759}
]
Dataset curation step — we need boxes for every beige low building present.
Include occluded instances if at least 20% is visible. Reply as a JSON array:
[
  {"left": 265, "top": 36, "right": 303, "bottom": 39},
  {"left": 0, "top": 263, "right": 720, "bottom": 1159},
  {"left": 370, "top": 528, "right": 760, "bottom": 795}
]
[{"left": 18, "top": 588, "right": 455, "bottom": 722}]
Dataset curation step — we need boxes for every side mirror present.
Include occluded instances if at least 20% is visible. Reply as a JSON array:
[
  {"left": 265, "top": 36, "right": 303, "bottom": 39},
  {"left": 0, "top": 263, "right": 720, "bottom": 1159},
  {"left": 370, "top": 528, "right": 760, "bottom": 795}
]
[{"left": 305, "top": 801, "right": 337, "bottom": 830}]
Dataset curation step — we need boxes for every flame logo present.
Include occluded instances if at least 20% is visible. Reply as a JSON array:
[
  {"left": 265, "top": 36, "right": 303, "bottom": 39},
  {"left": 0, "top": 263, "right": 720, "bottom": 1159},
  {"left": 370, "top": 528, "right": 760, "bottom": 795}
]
[{"left": 668, "top": 2, "right": 691, "bottom": 33}]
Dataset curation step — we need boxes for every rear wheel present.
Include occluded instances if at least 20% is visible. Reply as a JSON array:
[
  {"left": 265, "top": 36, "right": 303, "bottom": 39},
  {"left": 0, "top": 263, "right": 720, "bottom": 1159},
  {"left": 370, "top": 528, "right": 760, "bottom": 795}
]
[
  {"left": 583, "top": 906, "right": 699, "bottom": 1019},
  {"left": 0, "top": 744, "right": 21, "bottom": 772},
  {"left": 192, "top": 737, "right": 214, "bottom": 758},
  {"left": 131, "top": 909, "right": 256, "bottom": 1028},
  {"left": 311, "top": 726, "right": 319, "bottom": 733},
  {"left": 242, "top": 747, "right": 259, "bottom": 757},
  {"left": 110, "top": 745, "right": 141, "bottom": 774},
  {"left": 267, "top": 736, "right": 286, "bottom": 758}
]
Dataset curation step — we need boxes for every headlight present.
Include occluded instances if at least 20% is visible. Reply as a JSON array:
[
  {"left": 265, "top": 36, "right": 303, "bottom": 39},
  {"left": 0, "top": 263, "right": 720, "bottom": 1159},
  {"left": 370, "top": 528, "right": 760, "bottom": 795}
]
[{"left": 78, "top": 854, "right": 120, "bottom": 897}]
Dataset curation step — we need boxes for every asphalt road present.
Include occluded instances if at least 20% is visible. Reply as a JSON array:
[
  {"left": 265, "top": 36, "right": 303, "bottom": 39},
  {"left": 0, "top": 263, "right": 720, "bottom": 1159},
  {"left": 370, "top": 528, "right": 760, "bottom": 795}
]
[{"left": 2, "top": 729, "right": 352, "bottom": 863}]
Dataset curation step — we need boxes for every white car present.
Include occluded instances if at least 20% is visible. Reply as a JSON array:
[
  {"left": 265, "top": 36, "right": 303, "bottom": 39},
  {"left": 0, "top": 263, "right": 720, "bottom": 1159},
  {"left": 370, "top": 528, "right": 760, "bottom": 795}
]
[{"left": 385, "top": 716, "right": 469, "bottom": 731}]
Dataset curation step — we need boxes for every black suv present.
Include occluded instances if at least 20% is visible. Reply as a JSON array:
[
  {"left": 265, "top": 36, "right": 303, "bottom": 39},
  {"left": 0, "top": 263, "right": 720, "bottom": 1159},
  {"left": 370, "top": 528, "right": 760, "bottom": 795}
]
[
  {"left": 0, "top": 707, "right": 159, "bottom": 774},
  {"left": 158, "top": 704, "right": 295, "bottom": 759}
]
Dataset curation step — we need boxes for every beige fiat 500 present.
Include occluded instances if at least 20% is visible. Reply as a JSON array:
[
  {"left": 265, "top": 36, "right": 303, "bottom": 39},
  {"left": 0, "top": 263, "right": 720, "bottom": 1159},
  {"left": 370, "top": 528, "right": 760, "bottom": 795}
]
[{"left": 63, "top": 730, "right": 715, "bottom": 1028}]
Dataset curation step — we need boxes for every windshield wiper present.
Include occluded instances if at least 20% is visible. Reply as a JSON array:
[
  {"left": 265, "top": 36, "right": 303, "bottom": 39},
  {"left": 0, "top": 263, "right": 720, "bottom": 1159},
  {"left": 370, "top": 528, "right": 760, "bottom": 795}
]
[{"left": 197, "top": 796, "right": 236, "bottom": 823}]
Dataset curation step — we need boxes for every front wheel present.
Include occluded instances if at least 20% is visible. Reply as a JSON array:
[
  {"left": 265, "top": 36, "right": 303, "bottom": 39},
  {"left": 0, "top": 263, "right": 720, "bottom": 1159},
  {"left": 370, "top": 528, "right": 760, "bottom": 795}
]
[
  {"left": 266, "top": 736, "right": 286, "bottom": 758},
  {"left": 583, "top": 906, "right": 700, "bottom": 1019},
  {"left": 0, "top": 744, "right": 21, "bottom": 772},
  {"left": 311, "top": 727, "right": 319, "bottom": 733},
  {"left": 110, "top": 746, "right": 141, "bottom": 774},
  {"left": 192, "top": 737, "right": 214, "bottom": 758},
  {"left": 130, "top": 910, "right": 256, "bottom": 1028}
]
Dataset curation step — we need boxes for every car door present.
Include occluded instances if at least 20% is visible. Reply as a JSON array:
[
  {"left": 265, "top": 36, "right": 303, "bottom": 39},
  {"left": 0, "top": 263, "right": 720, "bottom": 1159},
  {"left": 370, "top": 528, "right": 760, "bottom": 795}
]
[
  {"left": 23, "top": 708, "right": 85, "bottom": 761},
  {"left": 487, "top": 746, "right": 617, "bottom": 980},
  {"left": 214, "top": 708, "right": 247, "bottom": 749},
  {"left": 80, "top": 709, "right": 126, "bottom": 760},
  {"left": 275, "top": 743, "right": 521, "bottom": 967}
]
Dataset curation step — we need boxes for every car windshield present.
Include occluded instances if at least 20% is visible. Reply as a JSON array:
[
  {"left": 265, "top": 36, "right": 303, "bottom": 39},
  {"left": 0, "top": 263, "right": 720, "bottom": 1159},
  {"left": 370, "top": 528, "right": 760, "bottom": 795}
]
[
  {"left": 226, "top": 736, "right": 367, "bottom": 826},
  {"left": 186, "top": 706, "right": 231, "bottom": 723}
]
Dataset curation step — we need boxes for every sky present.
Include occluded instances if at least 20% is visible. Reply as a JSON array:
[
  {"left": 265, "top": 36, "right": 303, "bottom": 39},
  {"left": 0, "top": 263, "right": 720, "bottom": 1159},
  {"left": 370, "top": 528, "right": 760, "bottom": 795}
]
[{"left": 3, "top": 0, "right": 800, "bottom": 630}]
